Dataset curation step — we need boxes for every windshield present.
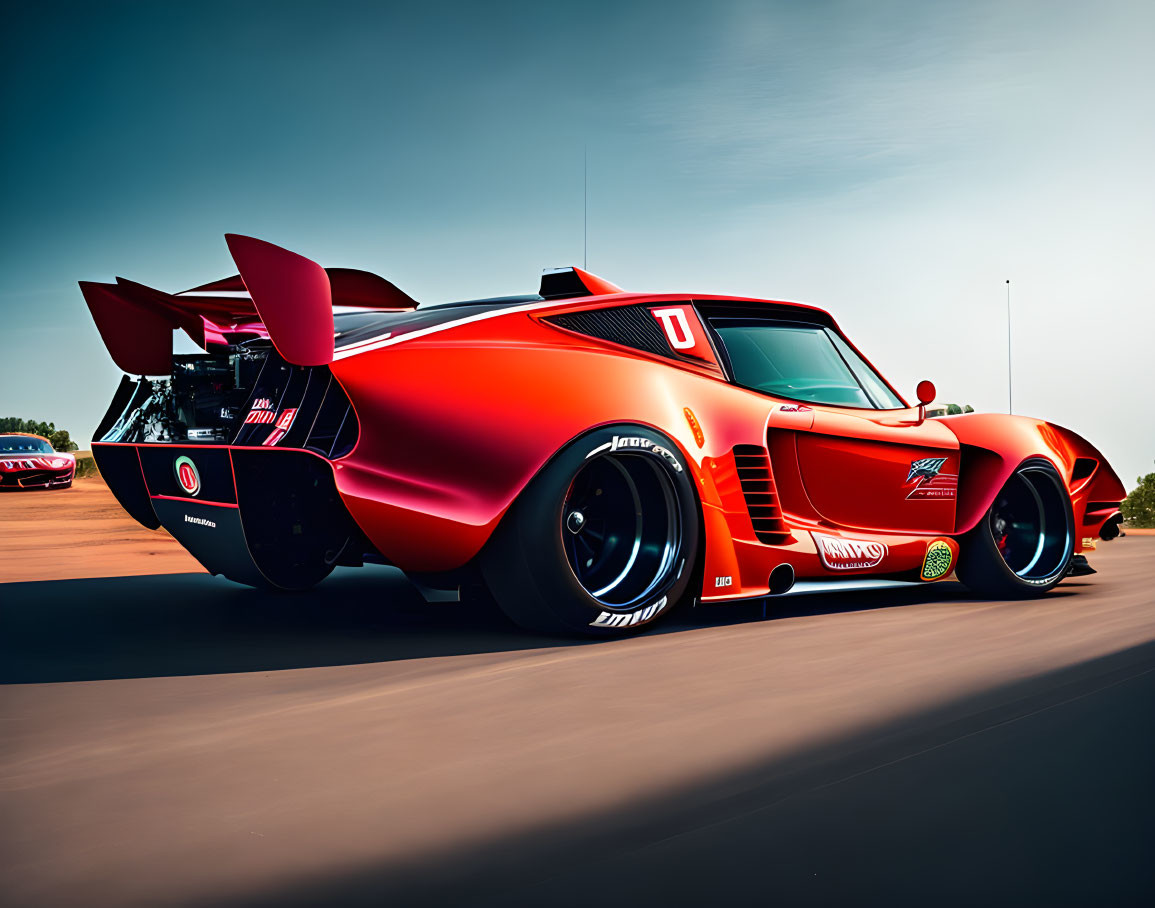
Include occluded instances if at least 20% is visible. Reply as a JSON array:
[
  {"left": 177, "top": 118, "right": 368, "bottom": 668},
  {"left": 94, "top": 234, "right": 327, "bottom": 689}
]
[
  {"left": 0, "top": 435, "right": 56, "bottom": 454},
  {"left": 709, "top": 318, "right": 905, "bottom": 409}
]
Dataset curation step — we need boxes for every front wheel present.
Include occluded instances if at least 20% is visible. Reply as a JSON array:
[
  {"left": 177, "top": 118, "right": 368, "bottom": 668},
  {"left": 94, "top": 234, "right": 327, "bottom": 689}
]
[
  {"left": 956, "top": 459, "right": 1074, "bottom": 598},
  {"left": 481, "top": 425, "right": 700, "bottom": 635}
]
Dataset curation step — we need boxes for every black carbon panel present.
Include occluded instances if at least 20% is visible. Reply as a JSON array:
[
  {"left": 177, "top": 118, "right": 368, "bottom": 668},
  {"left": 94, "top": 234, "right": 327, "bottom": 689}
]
[{"left": 545, "top": 306, "right": 672, "bottom": 357}]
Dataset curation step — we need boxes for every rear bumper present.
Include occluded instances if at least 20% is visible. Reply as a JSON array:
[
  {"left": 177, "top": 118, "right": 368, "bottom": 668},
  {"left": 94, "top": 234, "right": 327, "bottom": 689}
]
[{"left": 92, "top": 442, "right": 359, "bottom": 589}]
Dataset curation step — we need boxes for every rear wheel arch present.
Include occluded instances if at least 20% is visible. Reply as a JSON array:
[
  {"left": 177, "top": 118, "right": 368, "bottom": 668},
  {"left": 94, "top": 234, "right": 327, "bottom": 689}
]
[{"left": 479, "top": 422, "right": 703, "bottom": 635}]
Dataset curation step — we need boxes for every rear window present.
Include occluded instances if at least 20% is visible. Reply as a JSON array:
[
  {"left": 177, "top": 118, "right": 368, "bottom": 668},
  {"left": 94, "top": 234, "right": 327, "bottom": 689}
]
[{"left": 708, "top": 318, "right": 904, "bottom": 409}]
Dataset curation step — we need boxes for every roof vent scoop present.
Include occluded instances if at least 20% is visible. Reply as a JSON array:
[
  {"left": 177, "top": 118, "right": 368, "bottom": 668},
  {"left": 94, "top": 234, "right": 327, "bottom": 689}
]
[{"left": 539, "top": 267, "right": 623, "bottom": 300}]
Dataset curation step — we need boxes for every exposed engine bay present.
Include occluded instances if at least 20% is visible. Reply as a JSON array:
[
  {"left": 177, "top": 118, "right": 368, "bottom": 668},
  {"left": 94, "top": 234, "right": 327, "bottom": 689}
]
[{"left": 97, "top": 342, "right": 358, "bottom": 458}]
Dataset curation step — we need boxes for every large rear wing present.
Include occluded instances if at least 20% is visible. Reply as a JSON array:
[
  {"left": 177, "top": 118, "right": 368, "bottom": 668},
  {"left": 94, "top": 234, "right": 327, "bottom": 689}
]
[{"left": 80, "top": 234, "right": 418, "bottom": 374}]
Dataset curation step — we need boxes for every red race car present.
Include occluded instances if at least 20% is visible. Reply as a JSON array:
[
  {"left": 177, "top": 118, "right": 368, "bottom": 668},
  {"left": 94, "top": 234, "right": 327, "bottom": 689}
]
[
  {"left": 81, "top": 235, "right": 1126, "bottom": 633},
  {"left": 0, "top": 433, "right": 76, "bottom": 491}
]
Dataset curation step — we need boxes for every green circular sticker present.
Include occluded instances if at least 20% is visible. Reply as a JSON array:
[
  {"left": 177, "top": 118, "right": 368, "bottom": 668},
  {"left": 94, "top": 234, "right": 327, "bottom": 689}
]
[{"left": 921, "top": 540, "right": 953, "bottom": 581}]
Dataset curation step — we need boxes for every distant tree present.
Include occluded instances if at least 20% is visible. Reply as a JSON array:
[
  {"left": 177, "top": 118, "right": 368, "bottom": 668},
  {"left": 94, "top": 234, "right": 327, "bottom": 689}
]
[
  {"left": 945, "top": 403, "right": 964, "bottom": 415},
  {"left": 1121, "top": 467, "right": 1155, "bottom": 528},
  {"left": 47, "top": 429, "right": 78, "bottom": 452},
  {"left": 963, "top": 405, "right": 975, "bottom": 413},
  {"left": 0, "top": 417, "right": 78, "bottom": 451}
]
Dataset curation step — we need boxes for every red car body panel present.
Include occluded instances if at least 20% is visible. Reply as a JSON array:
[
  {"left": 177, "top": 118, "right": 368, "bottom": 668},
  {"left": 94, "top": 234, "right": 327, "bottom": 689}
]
[{"left": 82, "top": 236, "right": 1127, "bottom": 600}]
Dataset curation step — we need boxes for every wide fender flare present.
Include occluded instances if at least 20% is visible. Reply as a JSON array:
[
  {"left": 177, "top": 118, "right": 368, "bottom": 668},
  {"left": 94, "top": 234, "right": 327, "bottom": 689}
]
[{"left": 941, "top": 413, "right": 1126, "bottom": 534}]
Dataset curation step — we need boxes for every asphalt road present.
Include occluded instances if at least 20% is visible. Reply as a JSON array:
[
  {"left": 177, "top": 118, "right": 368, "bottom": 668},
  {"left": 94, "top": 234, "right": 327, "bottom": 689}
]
[{"left": 2, "top": 538, "right": 1153, "bottom": 906}]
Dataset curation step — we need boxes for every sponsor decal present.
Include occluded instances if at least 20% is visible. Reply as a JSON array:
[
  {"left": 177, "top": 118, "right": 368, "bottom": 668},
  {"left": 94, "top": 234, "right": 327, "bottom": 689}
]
[
  {"left": 174, "top": 455, "right": 201, "bottom": 497},
  {"left": 183, "top": 513, "right": 216, "bottom": 528},
  {"left": 920, "top": 539, "right": 955, "bottom": 581},
  {"left": 714, "top": 576, "right": 733, "bottom": 588},
  {"left": 649, "top": 305, "right": 716, "bottom": 363},
  {"left": 650, "top": 307, "right": 696, "bottom": 350},
  {"left": 1081, "top": 537, "right": 1097, "bottom": 550},
  {"left": 251, "top": 398, "right": 274, "bottom": 410},
  {"left": 683, "top": 407, "right": 705, "bottom": 448},
  {"left": 812, "top": 531, "right": 887, "bottom": 570},
  {"left": 591, "top": 596, "right": 669, "bottom": 628},
  {"left": 778, "top": 404, "right": 812, "bottom": 413},
  {"left": 244, "top": 408, "right": 277, "bottom": 424},
  {"left": 261, "top": 408, "right": 299, "bottom": 447},
  {"left": 905, "top": 456, "right": 957, "bottom": 500},
  {"left": 586, "top": 435, "right": 684, "bottom": 472}
]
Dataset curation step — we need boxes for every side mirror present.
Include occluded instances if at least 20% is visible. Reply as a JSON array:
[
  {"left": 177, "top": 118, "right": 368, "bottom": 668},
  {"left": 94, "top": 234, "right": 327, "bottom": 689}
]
[{"left": 915, "top": 380, "right": 936, "bottom": 424}]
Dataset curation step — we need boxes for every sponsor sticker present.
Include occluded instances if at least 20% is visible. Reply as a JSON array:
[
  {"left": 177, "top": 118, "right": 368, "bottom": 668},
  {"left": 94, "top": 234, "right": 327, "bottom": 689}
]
[
  {"left": 648, "top": 304, "right": 716, "bottom": 363},
  {"left": 905, "top": 456, "right": 957, "bottom": 500},
  {"left": 174, "top": 455, "right": 201, "bottom": 497},
  {"left": 812, "top": 532, "right": 887, "bottom": 570},
  {"left": 714, "top": 575, "right": 733, "bottom": 588},
  {"left": 183, "top": 513, "right": 216, "bottom": 529},
  {"left": 1081, "top": 537, "right": 1097, "bottom": 550},
  {"left": 650, "top": 307, "right": 696, "bottom": 350},
  {"left": 921, "top": 539, "right": 955, "bottom": 581},
  {"left": 261, "top": 408, "right": 299, "bottom": 447},
  {"left": 244, "top": 408, "right": 277, "bottom": 425},
  {"left": 779, "top": 404, "right": 812, "bottom": 413}
]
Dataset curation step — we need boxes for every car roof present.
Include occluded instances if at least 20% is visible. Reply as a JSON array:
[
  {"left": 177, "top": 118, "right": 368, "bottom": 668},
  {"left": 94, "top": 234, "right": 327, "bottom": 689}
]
[{"left": 333, "top": 291, "right": 832, "bottom": 352}]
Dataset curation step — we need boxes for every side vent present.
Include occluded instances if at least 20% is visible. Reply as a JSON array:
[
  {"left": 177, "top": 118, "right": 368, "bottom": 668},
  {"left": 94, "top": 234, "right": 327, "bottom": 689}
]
[
  {"left": 1071, "top": 457, "right": 1097, "bottom": 486},
  {"left": 733, "top": 444, "right": 790, "bottom": 543},
  {"left": 545, "top": 306, "right": 670, "bottom": 357}
]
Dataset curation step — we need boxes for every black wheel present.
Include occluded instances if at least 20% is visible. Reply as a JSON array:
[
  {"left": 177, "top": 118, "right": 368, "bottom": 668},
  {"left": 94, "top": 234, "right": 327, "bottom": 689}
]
[
  {"left": 480, "top": 425, "right": 700, "bottom": 635},
  {"left": 956, "top": 459, "right": 1074, "bottom": 598}
]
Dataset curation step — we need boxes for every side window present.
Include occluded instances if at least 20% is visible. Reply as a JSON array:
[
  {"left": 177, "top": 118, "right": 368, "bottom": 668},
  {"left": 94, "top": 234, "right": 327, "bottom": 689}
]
[
  {"left": 706, "top": 316, "right": 903, "bottom": 410},
  {"left": 826, "top": 331, "right": 905, "bottom": 409}
]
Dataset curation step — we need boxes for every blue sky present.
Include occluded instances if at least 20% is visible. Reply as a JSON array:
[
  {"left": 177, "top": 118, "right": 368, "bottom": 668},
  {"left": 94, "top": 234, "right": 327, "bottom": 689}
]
[{"left": 2, "top": 1, "right": 1152, "bottom": 485}]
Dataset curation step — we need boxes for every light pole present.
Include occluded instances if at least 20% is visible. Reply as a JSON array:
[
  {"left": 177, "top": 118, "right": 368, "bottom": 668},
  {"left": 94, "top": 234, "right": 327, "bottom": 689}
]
[{"left": 1006, "top": 279, "right": 1013, "bottom": 415}]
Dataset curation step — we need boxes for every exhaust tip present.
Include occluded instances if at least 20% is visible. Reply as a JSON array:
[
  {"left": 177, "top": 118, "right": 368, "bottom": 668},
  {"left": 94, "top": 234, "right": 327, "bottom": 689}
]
[{"left": 768, "top": 563, "right": 795, "bottom": 595}]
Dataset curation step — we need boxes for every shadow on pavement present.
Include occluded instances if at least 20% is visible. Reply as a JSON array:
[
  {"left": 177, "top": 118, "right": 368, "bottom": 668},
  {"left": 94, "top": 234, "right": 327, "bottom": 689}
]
[
  {"left": 210, "top": 641, "right": 1155, "bottom": 908},
  {"left": 1, "top": 569, "right": 1070, "bottom": 684}
]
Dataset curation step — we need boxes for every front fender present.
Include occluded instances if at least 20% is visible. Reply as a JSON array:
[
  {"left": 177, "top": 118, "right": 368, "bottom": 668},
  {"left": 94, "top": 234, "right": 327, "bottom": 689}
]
[{"left": 939, "top": 413, "right": 1126, "bottom": 539}]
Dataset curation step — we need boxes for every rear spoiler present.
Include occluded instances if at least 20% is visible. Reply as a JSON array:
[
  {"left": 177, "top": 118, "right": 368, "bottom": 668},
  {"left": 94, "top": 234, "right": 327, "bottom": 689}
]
[{"left": 80, "top": 234, "right": 417, "bottom": 374}]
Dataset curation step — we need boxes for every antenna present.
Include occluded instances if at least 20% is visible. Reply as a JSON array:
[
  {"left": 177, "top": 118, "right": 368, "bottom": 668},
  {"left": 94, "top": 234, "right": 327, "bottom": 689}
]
[
  {"left": 1006, "top": 279, "right": 1013, "bottom": 415},
  {"left": 583, "top": 145, "right": 588, "bottom": 270}
]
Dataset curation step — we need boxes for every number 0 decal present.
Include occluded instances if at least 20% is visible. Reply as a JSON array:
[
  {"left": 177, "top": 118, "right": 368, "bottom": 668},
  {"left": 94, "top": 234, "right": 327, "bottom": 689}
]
[
  {"left": 651, "top": 307, "right": 696, "bottom": 350},
  {"left": 649, "top": 305, "right": 718, "bottom": 367}
]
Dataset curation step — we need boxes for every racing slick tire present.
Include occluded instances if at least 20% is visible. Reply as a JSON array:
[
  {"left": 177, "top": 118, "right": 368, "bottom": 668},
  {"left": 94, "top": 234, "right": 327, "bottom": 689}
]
[
  {"left": 481, "top": 425, "right": 700, "bottom": 635},
  {"left": 956, "top": 458, "right": 1074, "bottom": 599}
]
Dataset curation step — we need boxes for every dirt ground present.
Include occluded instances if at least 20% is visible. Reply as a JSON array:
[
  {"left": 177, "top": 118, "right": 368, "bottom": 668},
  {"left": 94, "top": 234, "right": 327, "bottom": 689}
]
[{"left": 0, "top": 478, "right": 202, "bottom": 582}]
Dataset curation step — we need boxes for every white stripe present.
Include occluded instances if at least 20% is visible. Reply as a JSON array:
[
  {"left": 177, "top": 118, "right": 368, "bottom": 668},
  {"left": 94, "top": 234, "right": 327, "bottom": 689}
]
[
  {"left": 175, "top": 290, "right": 252, "bottom": 299},
  {"left": 331, "top": 298, "right": 566, "bottom": 361},
  {"left": 336, "top": 332, "right": 393, "bottom": 353}
]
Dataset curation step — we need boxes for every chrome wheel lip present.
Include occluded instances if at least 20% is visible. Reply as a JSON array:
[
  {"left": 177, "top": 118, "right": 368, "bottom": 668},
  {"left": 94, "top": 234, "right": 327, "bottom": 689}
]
[
  {"left": 990, "top": 464, "right": 1072, "bottom": 584},
  {"left": 561, "top": 450, "right": 682, "bottom": 610}
]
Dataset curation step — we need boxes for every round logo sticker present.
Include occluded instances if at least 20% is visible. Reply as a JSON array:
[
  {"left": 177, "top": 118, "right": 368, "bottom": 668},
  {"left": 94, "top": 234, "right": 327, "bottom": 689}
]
[{"left": 174, "top": 456, "right": 201, "bottom": 497}]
